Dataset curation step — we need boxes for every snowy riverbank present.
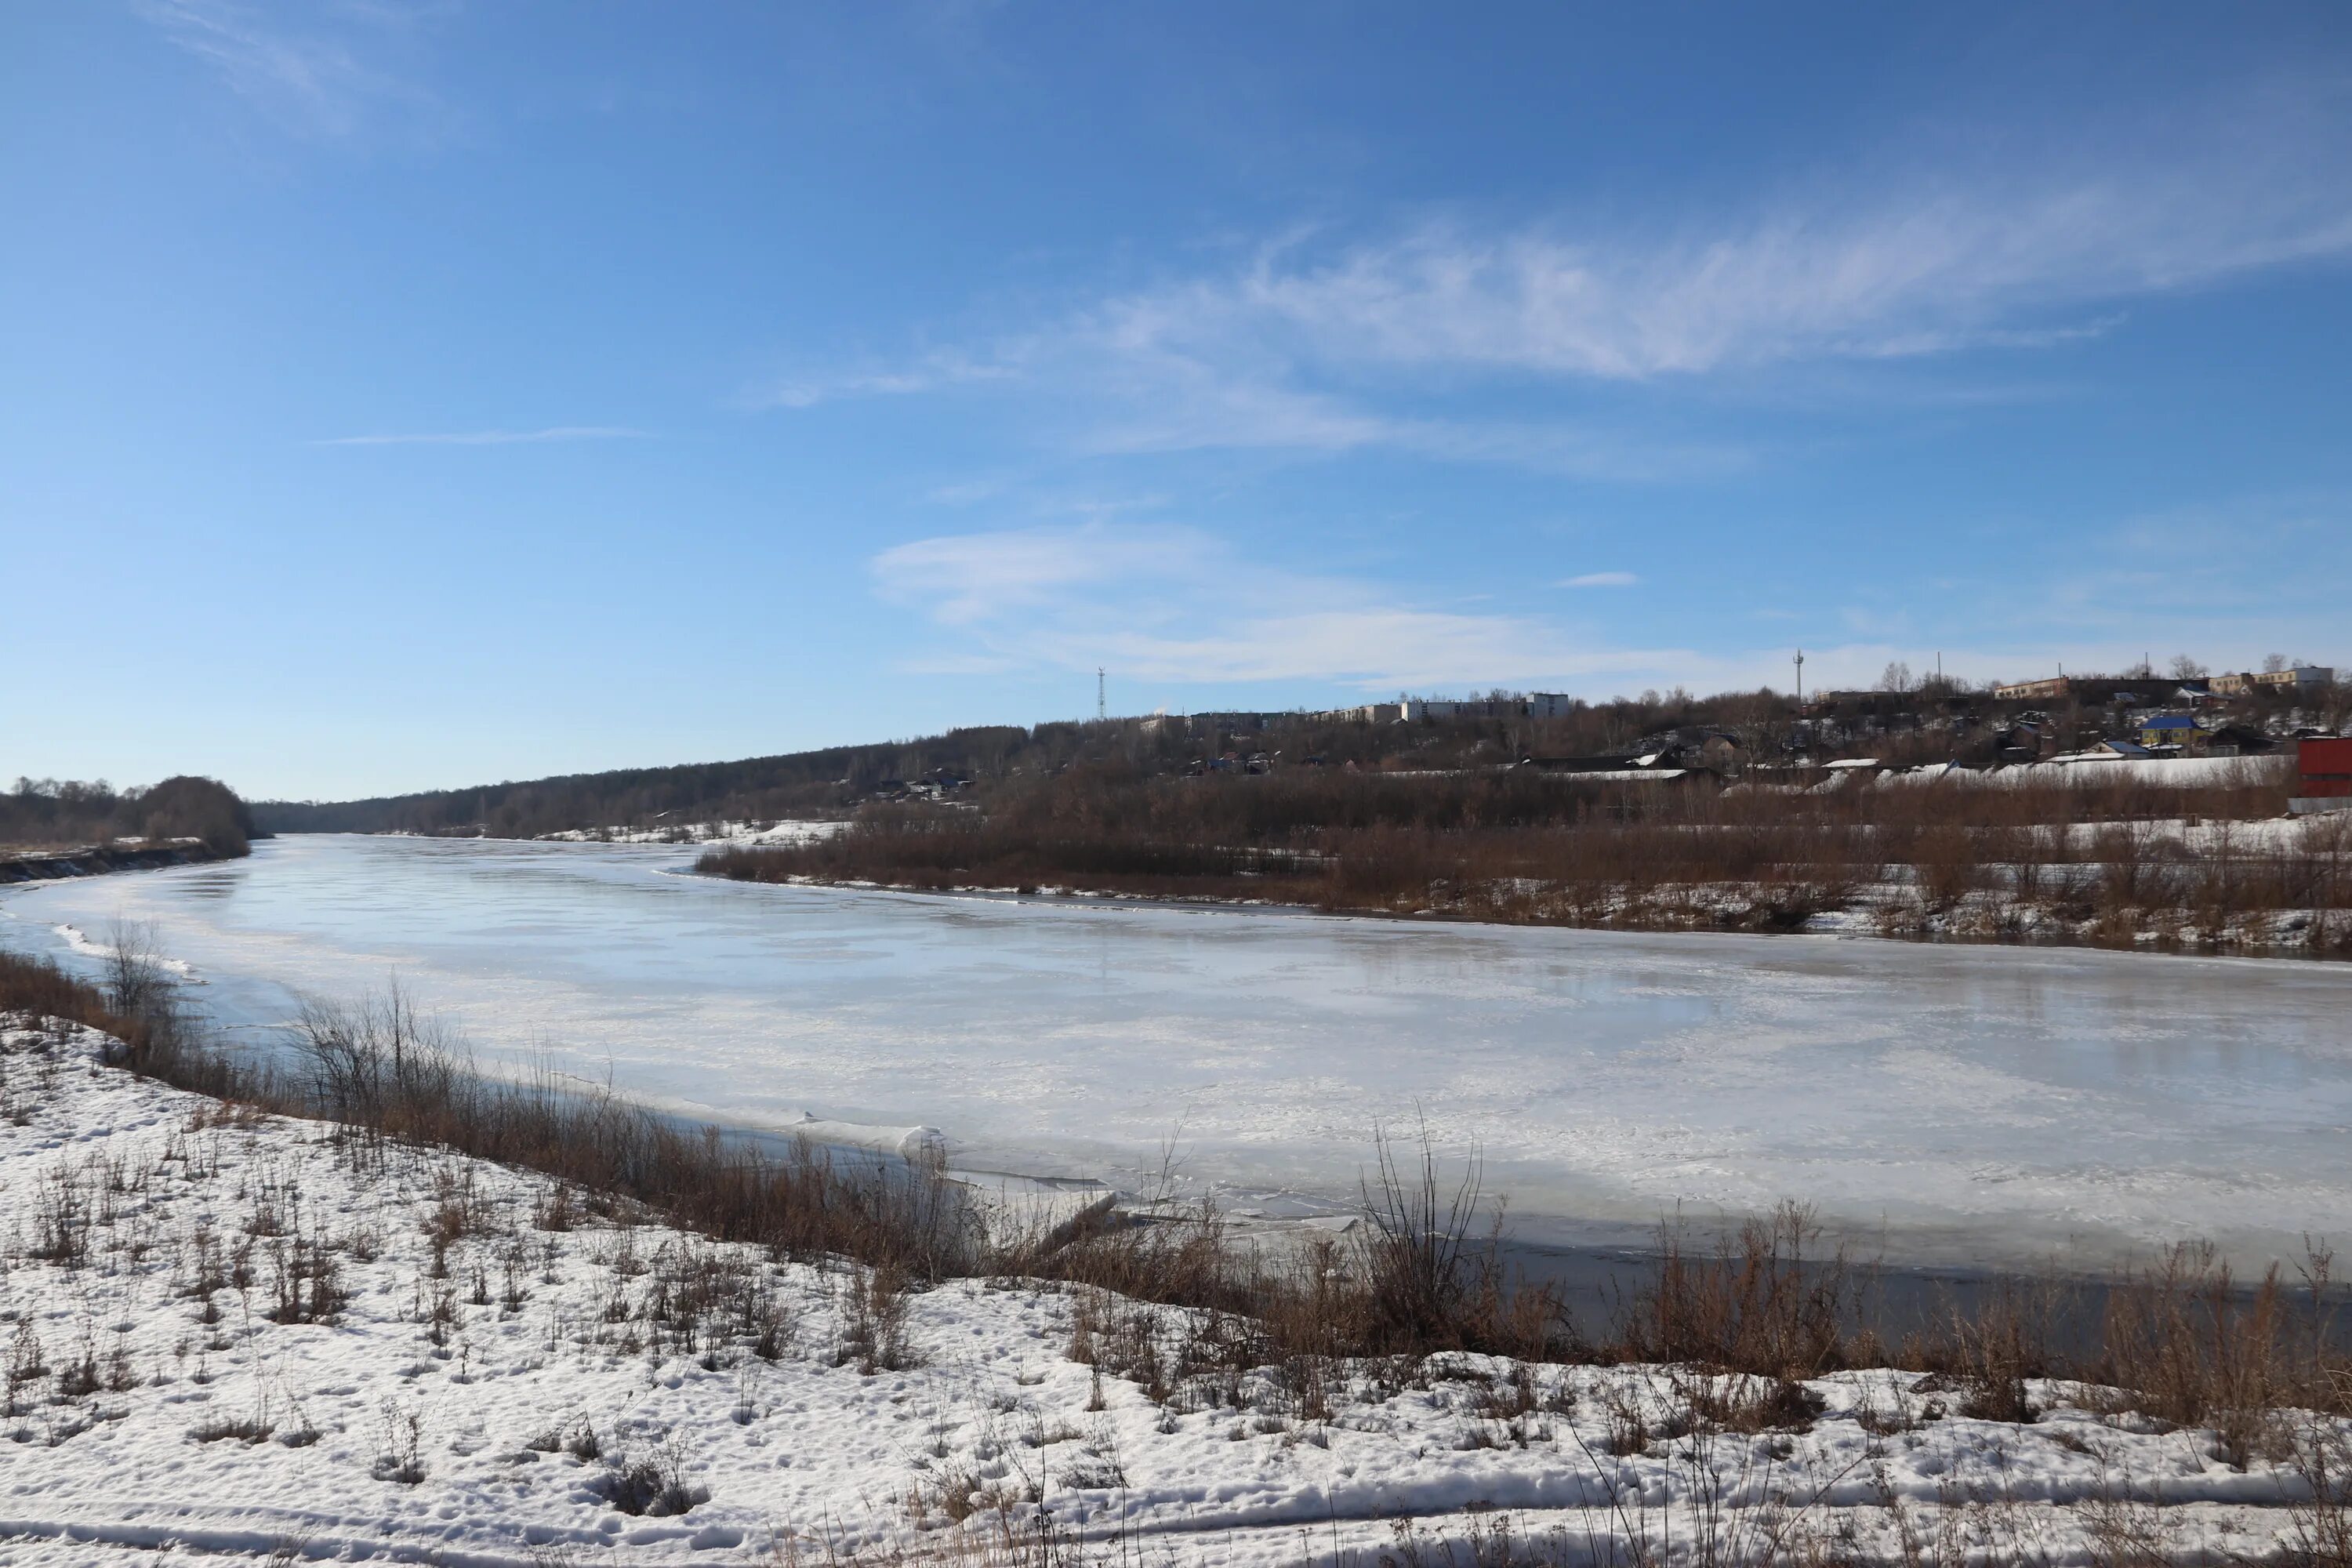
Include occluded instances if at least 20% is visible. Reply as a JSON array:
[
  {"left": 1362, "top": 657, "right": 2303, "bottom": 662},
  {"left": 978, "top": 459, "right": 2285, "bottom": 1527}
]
[
  {"left": 3, "top": 1016, "right": 2344, "bottom": 1565},
  {"left": 0, "top": 839, "right": 230, "bottom": 887}
]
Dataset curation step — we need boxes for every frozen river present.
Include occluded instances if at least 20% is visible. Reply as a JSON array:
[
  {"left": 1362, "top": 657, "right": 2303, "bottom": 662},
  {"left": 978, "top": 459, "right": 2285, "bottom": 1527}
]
[{"left": 5, "top": 833, "right": 2349, "bottom": 1268}]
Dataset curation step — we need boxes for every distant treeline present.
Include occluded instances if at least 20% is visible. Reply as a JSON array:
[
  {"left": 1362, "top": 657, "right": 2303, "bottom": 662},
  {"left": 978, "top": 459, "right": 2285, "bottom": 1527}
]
[
  {"left": 250, "top": 726, "right": 1047, "bottom": 837},
  {"left": 2, "top": 776, "right": 255, "bottom": 857},
  {"left": 251, "top": 671, "right": 2347, "bottom": 843},
  {"left": 245, "top": 689, "right": 1886, "bottom": 837}
]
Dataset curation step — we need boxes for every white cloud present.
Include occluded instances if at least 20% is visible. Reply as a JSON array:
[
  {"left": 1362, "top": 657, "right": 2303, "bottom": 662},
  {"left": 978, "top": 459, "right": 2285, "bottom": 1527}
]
[
  {"left": 873, "top": 522, "right": 1690, "bottom": 691},
  {"left": 1072, "top": 611, "right": 1670, "bottom": 689},
  {"left": 1066, "top": 161, "right": 2348, "bottom": 397},
  {"left": 869, "top": 501, "right": 2352, "bottom": 702},
  {"left": 1561, "top": 572, "right": 1638, "bottom": 589},
  {"left": 872, "top": 522, "right": 1213, "bottom": 627},
  {"left": 313, "top": 426, "right": 651, "bottom": 447}
]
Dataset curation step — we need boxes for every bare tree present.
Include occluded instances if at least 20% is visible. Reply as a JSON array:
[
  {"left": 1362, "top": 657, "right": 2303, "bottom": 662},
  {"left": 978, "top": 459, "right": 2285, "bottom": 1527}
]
[{"left": 102, "top": 918, "right": 172, "bottom": 1022}]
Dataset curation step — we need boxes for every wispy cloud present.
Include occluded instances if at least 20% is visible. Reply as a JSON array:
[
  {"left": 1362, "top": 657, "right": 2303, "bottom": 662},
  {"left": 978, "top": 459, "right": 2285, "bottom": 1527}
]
[
  {"left": 759, "top": 353, "right": 1014, "bottom": 411},
  {"left": 872, "top": 522, "right": 1687, "bottom": 691},
  {"left": 872, "top": 521, "right": 1213, "bottom": 627},
  {"left": 312, "top": 426, "right": 651, "bottom": 447},
  {"left": 137, "top": 0, "right": 451, "bottom": 142},
  {"left": 871, "top": 492, "right": 2352, "bottom": 702},
  {"left": 774, "top": 79, "right": 2352, "bottom": 472}
]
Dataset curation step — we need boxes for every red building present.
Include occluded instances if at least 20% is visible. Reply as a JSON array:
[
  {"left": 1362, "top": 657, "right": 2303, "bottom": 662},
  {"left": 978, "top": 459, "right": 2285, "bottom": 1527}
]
[{"left": 2296, "top": 736, "right": 2352, "bottom": 812}]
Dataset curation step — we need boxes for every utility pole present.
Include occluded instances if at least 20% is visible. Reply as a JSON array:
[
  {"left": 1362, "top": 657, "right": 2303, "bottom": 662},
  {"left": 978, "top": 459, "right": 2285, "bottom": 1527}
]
[{"left": 1096, "top": 667, "right": 1106, "bottom": 722}]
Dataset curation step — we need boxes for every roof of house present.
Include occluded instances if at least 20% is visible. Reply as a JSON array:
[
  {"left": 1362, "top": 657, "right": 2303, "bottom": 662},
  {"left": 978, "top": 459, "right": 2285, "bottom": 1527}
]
[{"left": 2141, "top": 715, "right": 2199, "bottom": 731}]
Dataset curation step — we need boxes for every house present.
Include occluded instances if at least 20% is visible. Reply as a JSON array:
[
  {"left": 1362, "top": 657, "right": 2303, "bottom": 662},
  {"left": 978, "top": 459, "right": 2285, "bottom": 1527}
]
[
  {"left": 1804, "top": 757, "right": 1884, "bottom": 793},
  {"left": 2048, "top": 741, "right": 2156, "bottom": 764},
  {"left": 2201, "top": 724, "right": 2276, "bottom": 757},
  {"left": 1403, "top": 694, "right": 1570, "bottom": 721},
  {"left": 2212, "top": 666, "right": 2333, "bottom": 696},
  {"left": 2292, "top": 737, "right": 2352, "bottom": 815},
  {"left": 1994, "top": 676, "right": 2071, "bottom": 701},
  {"left": 2139, "top": 715, "right": 2201, "bottom": 748},
  {"left": 1189, "top": 711, "right": 1276, "bottom": 735}
]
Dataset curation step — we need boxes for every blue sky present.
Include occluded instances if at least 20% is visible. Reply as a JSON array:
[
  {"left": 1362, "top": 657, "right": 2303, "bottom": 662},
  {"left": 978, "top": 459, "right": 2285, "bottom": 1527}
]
[{"left": 5, "top": 2, "right": 2350, "bottom": 800}]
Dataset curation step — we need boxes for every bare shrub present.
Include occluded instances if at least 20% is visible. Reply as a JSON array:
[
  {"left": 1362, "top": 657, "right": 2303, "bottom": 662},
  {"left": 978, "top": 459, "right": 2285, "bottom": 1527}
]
[
  {"left": 2094, "top": 1240, "right": 2345, "bottom": 1465},
  {"left": 1613, "top": 1201, "right": 1857, "bottom": 1379}
]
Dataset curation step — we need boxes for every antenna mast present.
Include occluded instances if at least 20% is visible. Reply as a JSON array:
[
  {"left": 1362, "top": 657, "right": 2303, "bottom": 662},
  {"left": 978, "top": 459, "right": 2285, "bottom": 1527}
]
[
  {"left": 1097, "top": 667, "right": 1106, "bottom": 722},
  {"left": 1793, "top": 648, "right": 1805, "bottom": 706}
]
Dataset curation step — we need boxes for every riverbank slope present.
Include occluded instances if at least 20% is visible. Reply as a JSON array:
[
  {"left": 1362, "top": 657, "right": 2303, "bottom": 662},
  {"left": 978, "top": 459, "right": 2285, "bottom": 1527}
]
[
  {"left": 3, "top": 1005, "right": 2346, "bottom": 1565},
  {"left": 0, "top": 838, "right": 244, "bottom": 886}
]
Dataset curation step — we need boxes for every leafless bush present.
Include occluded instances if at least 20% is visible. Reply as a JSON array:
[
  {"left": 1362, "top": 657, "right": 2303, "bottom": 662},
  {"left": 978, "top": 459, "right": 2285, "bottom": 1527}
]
[
  {"left": 266, "top": 1236, "right": 347, "bottom": 1324},
  {"left": 2289, "top": 1421, "right": 2352, "bottom": 1568},
  {"left": 838, "top": 1264, "right": 916, "bottom": 1374},
  {"left": 2093, "top": 1240, "right": 2347, "bottom": 1465},
  {"left": 1613, "top": 1202, "right": 1859, "bottom": 1379},
  {"left": 372, "top": 1401, "right": 426, "bottom": 1484},
  {"left": 593, "top": 1434, "right": 702, "bottom": 1515}
]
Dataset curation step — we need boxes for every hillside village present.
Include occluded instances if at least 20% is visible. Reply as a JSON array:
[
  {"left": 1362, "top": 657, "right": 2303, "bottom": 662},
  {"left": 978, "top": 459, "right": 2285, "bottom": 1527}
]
[
  {"left": 880, "top": 659, "right": 2350, "bottom": 815},
  {"left": 245, "top": 657, "right": 2350, "bottom": 840}
]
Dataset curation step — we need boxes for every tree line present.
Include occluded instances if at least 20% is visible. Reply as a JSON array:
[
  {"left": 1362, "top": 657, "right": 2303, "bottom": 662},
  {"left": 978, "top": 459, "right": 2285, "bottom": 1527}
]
[{"left": 2, "top": 775, "right": 254, "bottom": 857}]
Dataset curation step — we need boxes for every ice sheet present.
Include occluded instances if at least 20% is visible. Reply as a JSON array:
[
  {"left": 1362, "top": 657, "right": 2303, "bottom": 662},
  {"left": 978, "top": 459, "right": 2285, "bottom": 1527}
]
[{"left": 5, "top": 834, "right": 2349, "bottom": 1268}]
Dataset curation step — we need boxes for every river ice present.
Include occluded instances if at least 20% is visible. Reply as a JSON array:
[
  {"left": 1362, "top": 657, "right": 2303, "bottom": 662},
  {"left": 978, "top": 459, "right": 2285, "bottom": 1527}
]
[{"left": 5, "top": 834, "right": 2348, "bottom": 1268}]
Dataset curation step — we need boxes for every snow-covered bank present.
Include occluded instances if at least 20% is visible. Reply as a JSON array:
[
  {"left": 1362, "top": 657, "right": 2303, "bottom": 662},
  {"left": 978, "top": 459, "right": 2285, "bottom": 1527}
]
[
  {"left": 49, "top": 920, "right": 201, "bottom": 981},
  {"left": 537, "top": 820, "right": 848, "bottom": 848},
  {"left": 695, "top": 806, "right": 2352, "bottom": 959},
  {"left": 2, "top": 1019, "right": 2343, "bottom": 1565},
  {"left": 0, "top": 838, "right": 227, "bottom": 887}
]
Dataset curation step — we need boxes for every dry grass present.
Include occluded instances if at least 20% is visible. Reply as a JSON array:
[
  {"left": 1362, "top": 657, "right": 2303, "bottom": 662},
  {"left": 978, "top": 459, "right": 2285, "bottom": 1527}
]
[{"left": 699, "top": 764, "right": 2347, "bottom": 954}]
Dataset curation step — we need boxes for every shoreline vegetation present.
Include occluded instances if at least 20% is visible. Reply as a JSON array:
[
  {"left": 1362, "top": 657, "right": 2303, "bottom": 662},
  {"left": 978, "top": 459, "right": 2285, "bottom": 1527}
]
[
  {"left": 1, "top": 775, "right": 256, "bottom": 884},
  {"left": 3, "top": 936, "right": 2346, "bottom": 1435},
  {"left": 695, "top": 761, "right": 2352, "bottom": 959},
  {"left": 237, "top": 678, "right": 2351, "bottom": 958}
]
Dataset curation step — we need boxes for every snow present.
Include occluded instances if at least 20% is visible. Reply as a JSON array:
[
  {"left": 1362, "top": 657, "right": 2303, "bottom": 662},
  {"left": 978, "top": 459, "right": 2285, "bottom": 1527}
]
[
  {"left": 1962, "top": 756, "right": 2291, "bottom": 788},
  {"left": 1539, "top": 768, "right": 1690, "bottom": 783},
  {"left": 51, "top": 922, "right": 200, "bottom": 980},
  {"left": 536, "top": 821, "right": 848, "bottom": 848},
  {"left": 0, "top": 1018, "right": 2337, "bottom": 1564}
]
